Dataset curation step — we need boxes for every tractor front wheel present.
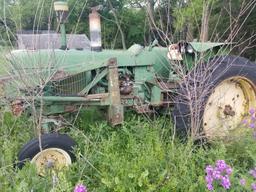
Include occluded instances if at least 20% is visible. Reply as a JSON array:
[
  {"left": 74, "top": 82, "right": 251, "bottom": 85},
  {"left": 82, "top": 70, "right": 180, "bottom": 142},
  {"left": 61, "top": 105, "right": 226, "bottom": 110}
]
[{"left": 17, "top": 133, "right": 76, "bottom": 175}]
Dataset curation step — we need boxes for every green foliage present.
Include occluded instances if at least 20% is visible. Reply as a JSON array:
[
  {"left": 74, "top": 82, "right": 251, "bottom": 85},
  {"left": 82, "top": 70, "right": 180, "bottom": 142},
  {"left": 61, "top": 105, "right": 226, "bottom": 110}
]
[
  {"left": 122, "top": 9, "right": 148, "bottom": 47},
  {"left": 173, "top": 0, "right": 256, "bottom": 60},
  {"left": 0, "top": 0, "right": 255, "bottom": 59},
  {"left": 1, "top": 110, "right": 256, "bottom": 191},
  {"left": 173, "top": 0, "right": 203, "bottom": 31}
]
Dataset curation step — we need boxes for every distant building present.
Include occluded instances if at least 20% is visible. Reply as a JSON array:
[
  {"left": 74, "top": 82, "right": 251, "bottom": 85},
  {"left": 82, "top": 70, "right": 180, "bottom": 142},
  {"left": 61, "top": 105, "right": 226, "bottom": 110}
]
[{"left": 16, "top": 30, "right": 91, "bottom": 50}]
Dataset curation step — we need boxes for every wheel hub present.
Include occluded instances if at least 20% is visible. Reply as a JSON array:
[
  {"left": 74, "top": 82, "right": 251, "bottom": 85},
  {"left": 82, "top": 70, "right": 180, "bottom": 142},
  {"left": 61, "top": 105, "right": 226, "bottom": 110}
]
[
  {"left": 31, "top": 148, "right": 72, "bottom": 175},
  {"left": 223, "top": 105, "right": 236, "bottom": 117},
  {"left": 203, "top": 77, "right": 256, "bottom": 138},
  {"left": 45, "top": 159, "right": 55, "bottom": 168}
]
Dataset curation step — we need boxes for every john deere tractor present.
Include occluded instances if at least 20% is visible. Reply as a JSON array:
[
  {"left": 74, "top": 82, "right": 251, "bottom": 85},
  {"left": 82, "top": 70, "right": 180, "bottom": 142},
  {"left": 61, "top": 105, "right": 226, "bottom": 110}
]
[{"left": 1, "top": 1, "right": 256, "bottom": 174}]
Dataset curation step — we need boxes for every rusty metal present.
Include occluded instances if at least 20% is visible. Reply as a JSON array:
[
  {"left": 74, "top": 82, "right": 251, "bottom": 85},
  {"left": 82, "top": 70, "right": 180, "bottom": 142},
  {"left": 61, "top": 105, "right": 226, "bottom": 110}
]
[
  {"left": 11, "top": 100, "right": 24, "bottom": 116},
  {"left": 107, "top": 58, "right": 123, "bottom": 125},
  {"left": 223, "top": 105, "right": 236, "bottom": 117},
  {"left": 120, "top": 75, "right": 133, "bottom": 95},
  {"left": 134, "top": 104, "right": 152, "bottom": 113}
]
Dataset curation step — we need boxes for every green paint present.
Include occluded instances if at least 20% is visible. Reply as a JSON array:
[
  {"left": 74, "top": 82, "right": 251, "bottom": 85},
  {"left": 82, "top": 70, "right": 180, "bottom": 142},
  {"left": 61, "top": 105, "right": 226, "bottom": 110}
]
[
  {"left": 150, "top": 86, "right": 162, "bottom": 105},
  {"left": 60, "top": 24, "right": 67, "bottom": 49},
  {"left": 189, "top": 42, "right": 226, "bottom": 52},
  {"left": 79, "top": 68, "right": 108, "bottom": 95},
  {"left": 6, "top": 41, "right": 229, "bottom": 123}
]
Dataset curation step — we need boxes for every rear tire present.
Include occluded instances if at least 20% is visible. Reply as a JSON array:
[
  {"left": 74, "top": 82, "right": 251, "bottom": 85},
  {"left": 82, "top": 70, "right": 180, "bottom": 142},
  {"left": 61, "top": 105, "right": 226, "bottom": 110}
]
[{"left": 173, "top": 55, "right": 256, "bottom": 139}]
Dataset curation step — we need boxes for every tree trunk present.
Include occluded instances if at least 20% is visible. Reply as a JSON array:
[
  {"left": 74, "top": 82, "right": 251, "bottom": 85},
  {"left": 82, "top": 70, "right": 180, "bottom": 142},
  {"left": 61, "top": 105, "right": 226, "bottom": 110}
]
[
  {"left": 146, "top": 0, "right": 155, "bottom": 30},
  {"left": 186, "top": 23, "right": 194, "bottom": 42}
]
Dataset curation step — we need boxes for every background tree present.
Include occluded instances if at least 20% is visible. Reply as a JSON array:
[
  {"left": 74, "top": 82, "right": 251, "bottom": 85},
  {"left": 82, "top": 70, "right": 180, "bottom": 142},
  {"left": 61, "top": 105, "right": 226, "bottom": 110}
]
[{"left": 0, "top": 0, "right": 255, "bottom": 60}]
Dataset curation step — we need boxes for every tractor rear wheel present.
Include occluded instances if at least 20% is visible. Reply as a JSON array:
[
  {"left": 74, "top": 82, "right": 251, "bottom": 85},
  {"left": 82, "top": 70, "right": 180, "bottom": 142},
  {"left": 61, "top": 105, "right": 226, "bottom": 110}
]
[
  {"left": 173, "top": 56, "right": 256, "bottom": 139},
  {"left": 17, "top": 133, "right": 76, "bottom": 175}
]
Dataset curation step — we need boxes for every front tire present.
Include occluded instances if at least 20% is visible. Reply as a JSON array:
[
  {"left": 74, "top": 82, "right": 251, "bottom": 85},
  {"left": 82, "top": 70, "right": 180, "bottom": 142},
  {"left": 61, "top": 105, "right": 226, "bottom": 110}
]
[
  {"left": 173, "top": 56, "right": 256, "bottom": 139},
  {"left": 17, "top": 133, "right": 76, "bottom": 175}
]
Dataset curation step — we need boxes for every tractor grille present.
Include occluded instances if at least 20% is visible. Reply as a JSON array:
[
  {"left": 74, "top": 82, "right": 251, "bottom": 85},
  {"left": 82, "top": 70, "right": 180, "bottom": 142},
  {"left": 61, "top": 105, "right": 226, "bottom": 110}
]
[{"left": 51, "top": 71, "right": 87, "bottom": 96}]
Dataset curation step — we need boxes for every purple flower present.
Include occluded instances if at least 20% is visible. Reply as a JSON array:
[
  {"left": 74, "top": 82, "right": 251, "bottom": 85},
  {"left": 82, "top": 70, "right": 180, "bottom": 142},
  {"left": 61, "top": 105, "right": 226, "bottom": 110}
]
[
  {"left": 242, "top": 119, "right": 248, "bottom": 125},
  {"left": 221, "top": 175, "right": 231, "bottom": 189},
  {"left": 74, "top": 184, "right": 87, "bottom": 192},
  {"left": 249, "top": 168, "right": 256, "bottom": 178},
  {"left": 215, "top": 160, "right": 227, "bottom": 173},
  {"left": 250, "top": 123, "right": 255, "bottom": 129},
  {"left": 225, "top": 166, "right": 232, "bottom": 175},
  {"left": 205, "top": 160, "right": 233, "bottom": 191},
  {"left": 205, "top": 165, "right": 214, "bottom": 175},
  {"left": 240, "top": 178, "right": 246, "bottom": 186},
  {"left": 249, "top": 108, "right": 255, "bottom": 115},
  {"left": 216, "top": 160, "right": 226, "bottom": 167},
  {"left": 212, "top": 170, "right": 222, "bottom": 180},
  {"left": 207, "top": 183, "right": 214, "bottom": 191},
  {"left": 251, "top": 183, "right": 256, "bottom": 191},
  {"left": 205, "top": 175, "right": 213, "bottom": 183}
]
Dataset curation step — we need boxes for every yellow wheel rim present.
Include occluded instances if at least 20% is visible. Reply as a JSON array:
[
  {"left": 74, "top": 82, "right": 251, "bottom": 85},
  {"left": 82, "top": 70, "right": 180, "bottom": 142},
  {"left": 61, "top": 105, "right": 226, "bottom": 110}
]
[
  {"left": 203, "top": 77, "right": 256, "bottom": 139},
  {"left": 31, "top": 148, "right": 71, "bottom": 175}
]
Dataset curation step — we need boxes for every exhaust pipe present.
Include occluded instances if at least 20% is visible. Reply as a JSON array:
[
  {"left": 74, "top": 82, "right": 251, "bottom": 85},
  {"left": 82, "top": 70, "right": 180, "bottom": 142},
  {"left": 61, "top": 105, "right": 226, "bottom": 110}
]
[
  {"left": 89, "top": 7, "right": 102, "bottom": 52},
  {"left": 54, "top": 1, "right": 69, "bottom": 50}
]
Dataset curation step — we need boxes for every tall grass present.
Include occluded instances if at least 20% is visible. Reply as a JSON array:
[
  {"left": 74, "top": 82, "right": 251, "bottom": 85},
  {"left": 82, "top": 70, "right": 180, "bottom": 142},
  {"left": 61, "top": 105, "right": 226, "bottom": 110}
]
[
  {"left": 0, "top": 47, "right": 9, "bottom": 75},
  {"left": 0, "top": 110, "right": 256, "bottom": 191}
]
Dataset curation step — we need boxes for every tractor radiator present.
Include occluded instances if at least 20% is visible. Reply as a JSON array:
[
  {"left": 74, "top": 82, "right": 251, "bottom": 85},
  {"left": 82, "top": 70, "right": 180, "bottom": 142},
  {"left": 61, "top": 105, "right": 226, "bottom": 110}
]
[{"left": 51, "top": 71, "right": 87, "bottom": 96}]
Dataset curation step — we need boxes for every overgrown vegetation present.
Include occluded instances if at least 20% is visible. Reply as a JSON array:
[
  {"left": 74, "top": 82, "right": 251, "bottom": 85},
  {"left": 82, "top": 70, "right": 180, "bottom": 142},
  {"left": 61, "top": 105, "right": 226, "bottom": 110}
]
[
  {"left": 0, "top": 110, "right": 255, "bottom": 191},
  {"left": 0, "top": 0, "right": 256, "bottom": 191}
]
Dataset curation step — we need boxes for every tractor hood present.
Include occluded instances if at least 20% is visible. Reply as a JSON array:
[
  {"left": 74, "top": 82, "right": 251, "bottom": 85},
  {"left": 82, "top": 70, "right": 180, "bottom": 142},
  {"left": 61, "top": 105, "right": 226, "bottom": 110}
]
[
  {"left": 8, "top": 46, "right": 169, "bottom": 74},
  {"left": 6, "top": 45, "right": 169, "bottom": 87}
]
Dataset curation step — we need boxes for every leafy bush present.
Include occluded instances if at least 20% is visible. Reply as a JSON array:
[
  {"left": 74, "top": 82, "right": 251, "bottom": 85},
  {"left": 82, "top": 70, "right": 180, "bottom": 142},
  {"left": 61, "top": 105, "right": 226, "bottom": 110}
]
[{"left": 0, "top": 110, "right": 256, "bottom": 191}]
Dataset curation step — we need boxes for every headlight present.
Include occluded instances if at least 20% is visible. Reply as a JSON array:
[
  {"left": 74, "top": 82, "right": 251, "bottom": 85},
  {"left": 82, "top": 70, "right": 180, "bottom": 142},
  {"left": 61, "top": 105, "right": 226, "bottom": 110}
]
[{"left": 186, "top": 44, "right": 194, "bottom": 53}]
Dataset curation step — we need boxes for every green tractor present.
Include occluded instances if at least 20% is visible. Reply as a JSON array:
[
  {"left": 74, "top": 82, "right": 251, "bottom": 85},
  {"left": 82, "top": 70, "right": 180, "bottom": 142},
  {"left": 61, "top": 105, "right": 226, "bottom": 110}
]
[{"left": 1, "top": 1, "right": 256, "bottom": 174}]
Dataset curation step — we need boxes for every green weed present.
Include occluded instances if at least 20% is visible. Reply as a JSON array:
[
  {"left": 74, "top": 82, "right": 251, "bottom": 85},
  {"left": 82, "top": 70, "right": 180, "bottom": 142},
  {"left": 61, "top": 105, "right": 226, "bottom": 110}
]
[{"left": 0, "top": 111, "right": 256, "bottom": 191}]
